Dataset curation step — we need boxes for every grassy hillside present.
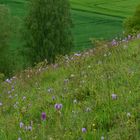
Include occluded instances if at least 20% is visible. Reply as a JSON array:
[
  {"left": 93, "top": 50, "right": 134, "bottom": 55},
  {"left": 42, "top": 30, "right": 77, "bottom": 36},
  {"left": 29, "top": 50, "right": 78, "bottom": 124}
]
[{"left": 0, "top": 38, "right": 140, "bottom": 139}]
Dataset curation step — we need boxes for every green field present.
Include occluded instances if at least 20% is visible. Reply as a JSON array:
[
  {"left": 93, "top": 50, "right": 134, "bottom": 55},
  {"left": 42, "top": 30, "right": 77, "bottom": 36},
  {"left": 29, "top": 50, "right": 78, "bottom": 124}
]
[
  {"left": 71, "top": 0, "right": 140, "bottom": 49},
  {"left": 0, "top": 0, "right": 140, "bottom": 50}
]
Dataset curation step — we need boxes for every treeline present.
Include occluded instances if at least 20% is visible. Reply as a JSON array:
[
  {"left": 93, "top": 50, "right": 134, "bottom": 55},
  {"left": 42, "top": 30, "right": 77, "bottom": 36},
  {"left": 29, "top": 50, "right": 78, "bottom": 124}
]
[{"left": 0, "top": 0, "right": 73, "bottom": 77}]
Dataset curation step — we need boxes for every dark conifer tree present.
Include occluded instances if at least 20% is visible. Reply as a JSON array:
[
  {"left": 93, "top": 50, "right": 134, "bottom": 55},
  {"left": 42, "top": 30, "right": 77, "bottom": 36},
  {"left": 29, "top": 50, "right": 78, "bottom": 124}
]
[{"left": 24, "top": 0, "right": 73, "bottom": 64}]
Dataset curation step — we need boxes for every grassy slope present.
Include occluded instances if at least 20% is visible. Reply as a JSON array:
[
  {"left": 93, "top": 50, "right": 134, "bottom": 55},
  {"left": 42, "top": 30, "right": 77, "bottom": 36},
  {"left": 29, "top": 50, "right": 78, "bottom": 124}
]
[{"left": 0, "top": 39, "right": 140, "bottom": 139}]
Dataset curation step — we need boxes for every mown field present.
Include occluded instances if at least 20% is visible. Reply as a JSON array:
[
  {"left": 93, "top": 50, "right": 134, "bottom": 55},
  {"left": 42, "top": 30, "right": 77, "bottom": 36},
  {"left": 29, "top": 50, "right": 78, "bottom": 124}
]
[
  {"left": 0, "top": 36, "right": 140, "bottom": 139},
  {"left": 71, "top": 0, "right": 140, "bottom": 49},
  {"left": 0, "top": 0, "right": 140, "bottom": 50}
]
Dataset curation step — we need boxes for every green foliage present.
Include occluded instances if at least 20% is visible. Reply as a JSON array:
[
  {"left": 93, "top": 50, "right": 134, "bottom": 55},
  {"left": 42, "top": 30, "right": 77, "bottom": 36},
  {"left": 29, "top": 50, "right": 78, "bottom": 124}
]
[
  {"left": 23, "top": 0, "right": 73, "bottom": 65},
  {"left": 0, "top": 5, "right": 14, "bottom": 76},
  {"left": 0, "top": 73, "right": 5, "bottom": 82},
  {"left": 124, "top": 4, "right": 140, "bottom": 35}
]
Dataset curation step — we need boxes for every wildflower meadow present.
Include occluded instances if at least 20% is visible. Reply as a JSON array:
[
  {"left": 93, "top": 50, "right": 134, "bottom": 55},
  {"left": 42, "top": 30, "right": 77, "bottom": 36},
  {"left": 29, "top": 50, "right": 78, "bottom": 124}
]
[{"left": 0, "top": 35, "right": 140, "bottom": 139}]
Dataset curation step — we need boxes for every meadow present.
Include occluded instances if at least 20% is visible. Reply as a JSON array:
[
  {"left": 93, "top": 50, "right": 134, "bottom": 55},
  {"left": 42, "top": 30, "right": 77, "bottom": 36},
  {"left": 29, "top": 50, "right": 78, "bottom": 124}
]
[
  {"left": 0, "top": 36, "right": 140, "bottom": 139},
  {"left": 1, "top": 0, "right": 140, "bottom": 139}
]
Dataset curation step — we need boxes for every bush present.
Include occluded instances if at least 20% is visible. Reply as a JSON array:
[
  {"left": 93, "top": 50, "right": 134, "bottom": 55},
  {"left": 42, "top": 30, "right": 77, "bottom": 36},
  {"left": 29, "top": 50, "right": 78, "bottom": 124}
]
[
  {"left": 23, "top": 0, "right": 74, "bottom": 65},
  {"left": 124, "top": 4, "right": 140, "bottom": 35}
]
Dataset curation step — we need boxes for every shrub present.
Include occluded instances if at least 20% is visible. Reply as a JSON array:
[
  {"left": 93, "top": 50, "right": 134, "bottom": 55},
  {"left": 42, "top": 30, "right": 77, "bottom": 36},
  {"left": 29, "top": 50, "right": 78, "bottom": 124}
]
[{"left": 124, "top": 4, "right": 140, "bottom": 35}]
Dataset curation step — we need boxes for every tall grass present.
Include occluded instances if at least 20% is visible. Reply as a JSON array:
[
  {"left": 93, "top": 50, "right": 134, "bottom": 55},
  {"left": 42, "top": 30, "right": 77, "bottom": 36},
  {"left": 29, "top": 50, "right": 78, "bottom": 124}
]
[{"left": 0, "top": 38, "right": 140, "bottom": 139}]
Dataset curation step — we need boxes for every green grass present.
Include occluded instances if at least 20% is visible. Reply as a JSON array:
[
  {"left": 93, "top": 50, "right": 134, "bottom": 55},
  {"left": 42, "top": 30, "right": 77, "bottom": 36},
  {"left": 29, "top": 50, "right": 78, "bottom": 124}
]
[
  {"left": 0, "top": 0, "right": 140, "bottom": 50},
  {"left": 0, "top": 38, "right": 140, "bottom": 139},
  {"left": 72, "top": 10, "right": 122, "bottom": 50},
  {"left": 70, "top": 0, "right": 139, "bottom": 17},
  {"left": 71, "top": 0, "right": 140, "bottom": 49}
]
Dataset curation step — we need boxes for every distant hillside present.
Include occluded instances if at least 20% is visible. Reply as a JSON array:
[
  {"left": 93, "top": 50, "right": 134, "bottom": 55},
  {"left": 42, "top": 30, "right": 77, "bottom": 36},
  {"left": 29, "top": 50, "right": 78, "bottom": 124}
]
[{"left": 0, "top": 37, "right": 140, "bottom": 139}]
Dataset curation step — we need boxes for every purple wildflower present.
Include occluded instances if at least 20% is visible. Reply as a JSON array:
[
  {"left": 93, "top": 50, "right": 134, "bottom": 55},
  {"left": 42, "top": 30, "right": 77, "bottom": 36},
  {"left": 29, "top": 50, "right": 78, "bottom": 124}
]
[
  {"left": 111, "top": 94, "right": 117, "bottom": 100},
  {"left": 74, "top": 53, "right": 81, "bottom": 57},
  {"left": 52, "top": 96, "right": 55, "bottom": 101},
  {"left": 64, "top": 79, "right": 69, "bottom": 84},
  {"left": 5, "top": 79, "right": 11, "bottom": 84},
  {"left": 11, "top": 86, "right": 15, "bottom": 91},
  {"left": 55, "top": 104, "right": 63, "bottom": 111},
  {"left": 28, "top": 126, "right": 32, "bottom": 131},
  {"left": 20, "top": 122, "right": 24, "bottom": 128},
  {"left": 111, "top": 39, "right": 117, "bottom": 46},
  {"left": 82, "top": 128, "right": 87, "bottom": 133},
  {"left": 41, "top": 112, "right": 47, "bottom": 121}
]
